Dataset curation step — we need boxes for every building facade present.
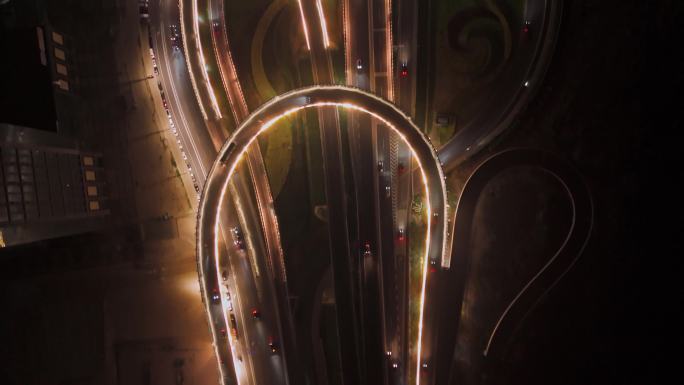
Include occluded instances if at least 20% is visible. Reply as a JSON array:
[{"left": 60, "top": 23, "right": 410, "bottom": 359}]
[{"left": 0, "top": 124, "right": 109, "bottom": 247}]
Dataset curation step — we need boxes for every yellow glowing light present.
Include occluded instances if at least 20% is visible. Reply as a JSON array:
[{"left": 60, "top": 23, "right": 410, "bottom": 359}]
[
  {"left": 180, "top": 0, "right": 209, "bottom": 120},
  {"left": 212, "top": 101, "right": 436, "bottom": 385},
  {"left": 193, "top": 0, "right": 222, "bottom": 119},
  {"left": 316, "top": 0, "right": 330, "bottom": 48},
  {"left": 385, "top": 0, "right": 394, "bottom": 101},
  {"left": 199, "top": 87, "right": 448, "bottom": 385},
  {"left": 296, "top": 0, "right": 311, "bottom": 51}
]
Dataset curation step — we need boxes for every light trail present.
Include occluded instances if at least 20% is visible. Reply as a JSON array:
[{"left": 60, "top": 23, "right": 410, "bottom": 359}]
[
  {"left": 385, "top": 0, "right": 394, "bottom": 101},
  {"left": 198, "top": 87, "right": 448, "bottom": 385},
  {"left": 296, "top": 0, "right": 311, "bottom": 50},
  {"left": 315, "top": 0, "right": 330, "bottom": 48},
  {"left": 149, "top": 35, "right": 199, "bottom": 200},
  {"left": 210, "top": 101, "right": 438, "bottom": 385},
  {"left": 213, "top": 225, "right": 242, "bottom": 385},
  {"left": 193, "top": 0, "right": 222, "bottom": 119},
  {"left": 210, "top": 25, "right": 237, "bottom": 121},
  {"left": 179, "top": 0, "right": 209, "bottom": 120},
  {"left": 207, "top": 3, "right": 291, "bottom": 384},
  {"left": 341, "top": 0, "right": 351, "bottom": 84},
  {"left": 158, "top": 19, "right": 208, "bottom": 181}
]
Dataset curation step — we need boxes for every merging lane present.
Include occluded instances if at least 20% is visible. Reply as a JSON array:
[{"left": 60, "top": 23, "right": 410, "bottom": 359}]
[{"left": 204, "top": 0, "right": 297, "bottom": 384}]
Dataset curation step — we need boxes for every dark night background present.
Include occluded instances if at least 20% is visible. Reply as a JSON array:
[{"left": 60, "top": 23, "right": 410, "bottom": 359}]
[
  {"left": 1, "top": 1, "right": 683, "bottom": 385},
  {"left": 483, "top": 2, "right": 684, "bottom": 384}
]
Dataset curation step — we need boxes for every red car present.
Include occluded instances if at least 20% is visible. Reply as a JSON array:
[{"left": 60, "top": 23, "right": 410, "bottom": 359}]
[
  {"left": 522, "top": 20, "right": 531, "bottom": 34},
  {"left": 400, "top": 63, "right": 408, "bottom": 77}
]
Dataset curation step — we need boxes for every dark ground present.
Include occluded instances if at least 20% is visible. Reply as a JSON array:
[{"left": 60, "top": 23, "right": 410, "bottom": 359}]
[
  {"left": 1, "top": 0, "right": 683, "bottom": 385},
  {"left": 447, "top": 1, "right": 684, "bottom": 384}
]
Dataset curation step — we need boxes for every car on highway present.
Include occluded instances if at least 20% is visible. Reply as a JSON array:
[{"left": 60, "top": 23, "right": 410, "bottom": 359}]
[
  {"left": 377, "top": 160, "right": 384, "bottom": 172},
  {"left": 398, "top": 162, "right": 405, "bottom": 174},
  {"left": 229, "top": 314, "right": 238, "bottom": 338},
  {"left": 231, "top": 227, "right": 245, "bottom": 250},
  {"left": 225, "top": 292, "right": 233, "bottom": 311},
  {"left": 169, "top": 24, "right": 182, "bottom": 51},
  {"left": 251, "top": 308, "right": 261, "bottom": 319},
  {"left": 211, "top": 288, "right": 220, "bottom": 304},
  {"left": 221, "top": 270, "right": 228, "bottom": 281},
  {"left": 400, "top": 63, "right": 408, "bottom": 77},
  {"left": 268, "top": 337, "right": 278, "bottom": 353},
  {"left": 356, "top": 59, "right": 363, "bottom": 70},
  {"left": 436, "top": 113, "right": 452, "bottom": 127},
  {"left": 397, "top": 228, "right": 405, "bottom": 241},
  {"left": 522, "top": 20, "right": 531, "bottom": 34},
  {"left": 220, "top": 328, "right": 227, "bottom": 339},
  {"left": 363, "top": 242, "right": 371, "bottom": 256},
  {"left": 139, "top": 0, "right": 149, "bottom": 20},
  {"left": 385, "top": 185, "right": 391, "bottom": 198}
]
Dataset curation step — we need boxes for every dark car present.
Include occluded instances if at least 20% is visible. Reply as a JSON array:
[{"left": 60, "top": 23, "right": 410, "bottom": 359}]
[
  {"left": 268, "top": 337, "right": 278, "bottom": 353},
  {"left": 400, "top": 63, "right": 408, "bottom": 77},
  {"left": 251, "top": 308, "right": 260, "bottom": 319},
  {"left": 522, "top": 20, "right": 531, "bottom": 34},
  {"left": 363, "top": 242, "right": 371, "bottom": 256},
  {"left": 211, "top": 288, "right": 220, "bottom": 304},
  {"left": 139, "top": 1, "right": 149, "bottom": 20}
]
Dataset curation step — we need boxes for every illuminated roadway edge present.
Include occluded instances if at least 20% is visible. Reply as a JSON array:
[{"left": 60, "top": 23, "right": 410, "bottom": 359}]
[{"left": 196, "top": 85, "right": 449, "bottom": 385}]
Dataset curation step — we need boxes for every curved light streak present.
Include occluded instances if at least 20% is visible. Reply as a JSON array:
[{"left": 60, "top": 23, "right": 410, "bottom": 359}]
[
  {"left": 220, "top": 102, "right": 431, "bottom": 385},
  {"left": 157, "top": 19, "right": 208, "bottom": 184},
  {"left": 197, "top": 86, "right": 447, "bottom": 385},
  {"left": 193, "top": 0, "right": 222, "bottom": 119},
  {"left": 180, "top": 0, "right": 209, "bottom": 120},
  {"left": 341, "top": 0, "right": 351, "bottom": 84},
  {"left": 207, "top": 3, "right": 291, "bottom": 383}
]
